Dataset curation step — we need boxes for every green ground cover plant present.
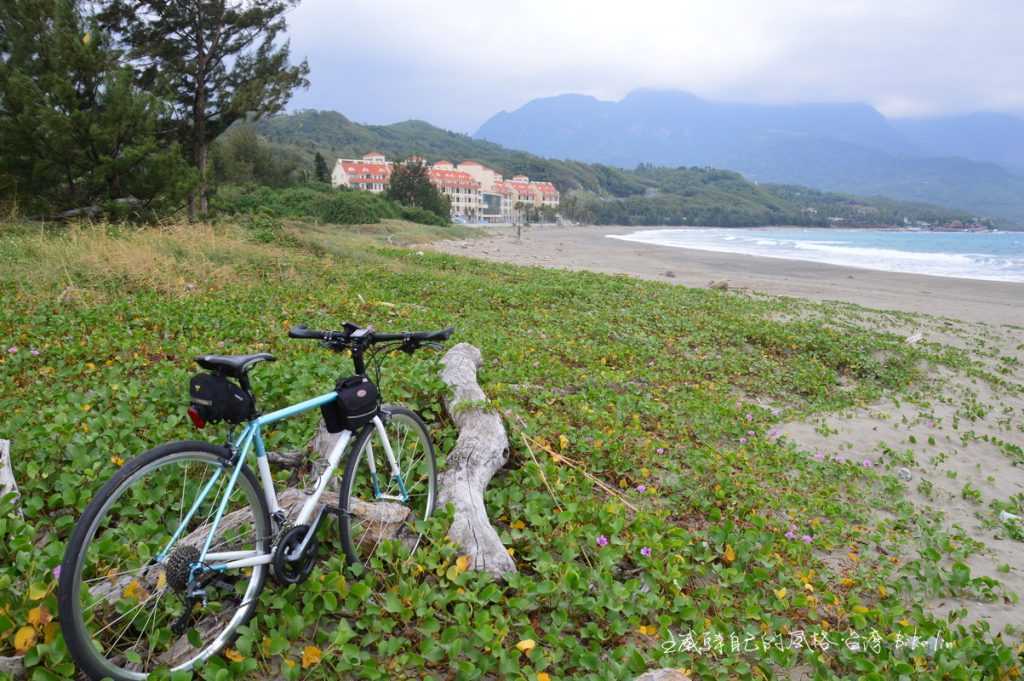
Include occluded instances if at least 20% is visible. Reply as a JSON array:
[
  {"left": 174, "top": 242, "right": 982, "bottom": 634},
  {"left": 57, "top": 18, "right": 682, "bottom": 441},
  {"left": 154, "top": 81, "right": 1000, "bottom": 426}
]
[{"left": 0, "top": 221, "right": 1020, "bottom": 679}]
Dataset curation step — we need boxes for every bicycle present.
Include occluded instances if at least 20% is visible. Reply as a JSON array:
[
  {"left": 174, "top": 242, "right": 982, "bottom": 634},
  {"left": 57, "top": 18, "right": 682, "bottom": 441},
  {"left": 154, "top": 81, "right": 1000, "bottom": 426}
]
[{"left": 57, "top": 322, "right": 454, "bottom": 680}]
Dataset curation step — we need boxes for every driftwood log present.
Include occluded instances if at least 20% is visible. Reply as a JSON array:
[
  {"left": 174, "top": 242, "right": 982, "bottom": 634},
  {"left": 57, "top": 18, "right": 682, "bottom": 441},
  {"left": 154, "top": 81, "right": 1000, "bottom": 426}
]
[
  {"left": 436, "top": 343, "right": 516, "bottom": 576},
  {"left": 0, "top": 439, "right": 22, "bottom": 519}
]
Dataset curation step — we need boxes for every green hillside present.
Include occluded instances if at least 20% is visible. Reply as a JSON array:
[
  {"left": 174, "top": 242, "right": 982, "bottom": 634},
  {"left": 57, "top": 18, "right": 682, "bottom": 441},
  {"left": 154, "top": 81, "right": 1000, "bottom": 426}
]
[{"left": 252, "top": 110, "right": 980, "bottom": 227}]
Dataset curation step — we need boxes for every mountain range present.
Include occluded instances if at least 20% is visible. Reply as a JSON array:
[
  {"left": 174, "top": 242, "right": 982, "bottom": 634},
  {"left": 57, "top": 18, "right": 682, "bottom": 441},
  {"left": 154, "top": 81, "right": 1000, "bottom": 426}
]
[
  {"left": 475, "top": 90, "right": 1024, "bottom": 223},
  {"left": 251, "top": 109, "right": 976, "bottom": 228}
]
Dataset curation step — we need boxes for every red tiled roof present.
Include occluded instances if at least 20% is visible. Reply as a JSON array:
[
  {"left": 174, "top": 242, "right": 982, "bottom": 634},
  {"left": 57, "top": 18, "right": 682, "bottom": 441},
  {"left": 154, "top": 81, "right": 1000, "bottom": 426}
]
[{"left": 428, "top": 169, "right": 480, "bottom": 190}]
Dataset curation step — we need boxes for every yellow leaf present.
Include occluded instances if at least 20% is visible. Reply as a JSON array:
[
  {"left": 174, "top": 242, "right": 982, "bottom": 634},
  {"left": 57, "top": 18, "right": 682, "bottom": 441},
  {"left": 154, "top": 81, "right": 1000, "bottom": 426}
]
[
  {"left": 156, "top": 571, "right": 167, "bottom": 591},
  {"left": 14, "top": 625, "right": 36, "bottom": 654},
  {"left": 261, "top": 636, "right": 272, "bottom": 656},
  {"left": 723, "top": 544, "right": 736, "bottom": 565},
  {"left": 840, "top": 577, "right": 855, "bottom": 587},
  {"left": 111, "top": 454, "right": 125, "bottom": 467},
  {"left": 774, "top": 588, "right": 787, "bottom": 599},
  {"left": 301, "top": 645, "right": 322, "bottom": 669},
  {"left": 516, "top": 639, "right": 536, "bottom": 653},
  {"left": 28, "top": 582, "right": 48, "bottom": 601},
  {"left": 43, "top": 622, "right": 59, "bottom": 644},
  {"left": 558, "top": 434, "right": 569, "bottom": 450},
  {"left": 511, "top": 520, "right": 526, "bottom": 530},
  {"left": 27, "top": 605, "right": 51, "bottom": 627},
  {"left": 506, "top": 547, "right": 515, "bottom": 557},
  {"left": 122, "top": 579, "right": 147, "bottom": 601},
  {"left": 224, "top": 648, "right": 244, "bottom": 662},
  {"left": 853, "top": 605, "right": 869, "bottom": 614},
  {"left": 537, "top": 674, "right": 551, "bottom": 681},
  {"left": 803, "top": 583, "right": 814, "bottom": 592},
  {"left": 638, "top": 624, "right": 657, "bottom": 636},
  {"left": 455, "top": 555, "right": 471, "bottom": 574},
  {"left": 878, "top": 585, "right": 888, "bottom": 598}
]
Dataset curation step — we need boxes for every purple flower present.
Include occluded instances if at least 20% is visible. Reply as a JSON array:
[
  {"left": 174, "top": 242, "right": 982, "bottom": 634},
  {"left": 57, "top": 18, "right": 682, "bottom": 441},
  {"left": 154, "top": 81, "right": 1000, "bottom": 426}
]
[
  {"left": 801, "top": 535, "right": 813, "bottom": 544},
  {"left": 747, "top": 430, "right": 755, "bottom": 437},
  {"left": 785, "top": 529, "right": 797, "bottom": 540},
  {"left": 813, "top": 451, "right": 825, "bottom": 461},
  {"left": 834, "top": 455, "right": 846, "bottom": 463},
  {"left": 656, "top": 447, "right": 665, "bottom": 455},
  {"left": 739, "top": 437, "right": 748, "bottom": 445},
  {"left": 745, "top": 413, "right": 753, "bottom": 422},
  {"left": 636, "top": 484, "right": 647, "bottom": 493},
  {"left": 30, "top": 348, "right": 40, "bottom": 356},
  {"left": 52, "top": 565, "right": 61, "bottom": 580},
  {"left": 767, "top": 428, "right": 781, "bottom": 440},
  {"left": 596, "top": 535, "right": 609, "bottom": 547},
  {"left": 640, "top": 546, "right": 652, "bottom": 557},
  {"left": 770, "top": 408, "right": 781, "bottom": 416},
  {"left": 862, "top": 458, "right": 873, "bottom": 468},
  {"left": 928, "top": 420, "right": 936, "bottom": 428},
  {"left": 6, "top": 346, "right": 16, "bottom": 354}
]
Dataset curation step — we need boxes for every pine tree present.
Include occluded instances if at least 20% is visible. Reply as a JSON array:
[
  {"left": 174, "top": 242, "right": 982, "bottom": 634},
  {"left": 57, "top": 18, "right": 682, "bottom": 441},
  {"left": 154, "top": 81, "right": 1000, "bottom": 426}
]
[
  {"left": 98, "top": 0, "right": 310, "bottom": 219},
  {"left": 314, "top": 151, "right": 329, "bottom": 183},
  {"left": 0, "top": 0, "right": 194, "bottom": 217}
]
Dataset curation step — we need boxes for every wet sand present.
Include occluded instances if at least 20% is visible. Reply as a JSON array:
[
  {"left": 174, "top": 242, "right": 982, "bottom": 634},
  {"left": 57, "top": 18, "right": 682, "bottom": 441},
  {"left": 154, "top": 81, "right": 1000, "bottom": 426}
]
[{"left": 431, "top": 225, "right": 1023, "bottom": 325}]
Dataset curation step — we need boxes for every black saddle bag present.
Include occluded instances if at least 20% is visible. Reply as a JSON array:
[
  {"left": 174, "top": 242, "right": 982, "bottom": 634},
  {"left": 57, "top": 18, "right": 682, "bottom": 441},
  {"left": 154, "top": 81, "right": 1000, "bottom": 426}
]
[
  {"left": 189, "top": 372, "right": 255, "bottom": 424},
  {"left": 321, "top": 375, "right": 379, "bottom": 433}
]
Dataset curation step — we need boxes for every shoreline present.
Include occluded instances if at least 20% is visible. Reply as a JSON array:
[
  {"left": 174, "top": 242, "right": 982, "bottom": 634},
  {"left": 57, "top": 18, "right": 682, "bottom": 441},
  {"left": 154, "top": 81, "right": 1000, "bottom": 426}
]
[{"left": 432, "top": 224, "right": 1024, "bottom": 325}]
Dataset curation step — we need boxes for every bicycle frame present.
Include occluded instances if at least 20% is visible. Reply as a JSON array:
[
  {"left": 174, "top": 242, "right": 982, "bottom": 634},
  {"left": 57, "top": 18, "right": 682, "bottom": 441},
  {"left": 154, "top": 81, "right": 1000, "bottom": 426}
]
[{"left": 156, "top": 391, "right": 405, "bottom": 573}]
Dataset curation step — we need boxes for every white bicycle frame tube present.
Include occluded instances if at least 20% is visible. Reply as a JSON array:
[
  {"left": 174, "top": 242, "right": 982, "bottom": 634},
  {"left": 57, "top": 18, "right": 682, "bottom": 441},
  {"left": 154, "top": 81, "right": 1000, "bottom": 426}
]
[{"left": 185, "top": 402, "right": 401, "bottom": 572}]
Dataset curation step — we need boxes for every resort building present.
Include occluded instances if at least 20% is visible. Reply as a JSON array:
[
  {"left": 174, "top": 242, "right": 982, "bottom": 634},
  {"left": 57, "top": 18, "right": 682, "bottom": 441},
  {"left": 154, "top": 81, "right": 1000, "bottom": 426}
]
[
  {"left": 427, "top": 167, "right": 482, "bottom": 219},
  {"left": 330, "top": 152, "right": 559, "bottom": 221},
  {"left": 331, "top": 152, "right": 391, "bottom": 193}
]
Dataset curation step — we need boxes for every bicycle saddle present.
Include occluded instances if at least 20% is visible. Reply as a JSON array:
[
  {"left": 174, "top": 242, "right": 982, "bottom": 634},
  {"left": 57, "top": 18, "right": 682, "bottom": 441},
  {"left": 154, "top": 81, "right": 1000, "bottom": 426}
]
[{"left": 195, "top": 353, "right": 275, "bottom": 378}]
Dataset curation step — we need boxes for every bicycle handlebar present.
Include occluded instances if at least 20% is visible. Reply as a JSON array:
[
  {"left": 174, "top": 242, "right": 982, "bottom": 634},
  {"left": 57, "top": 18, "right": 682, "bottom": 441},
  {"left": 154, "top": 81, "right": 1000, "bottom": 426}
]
[{"left": 288, "top": 323, "right": 454, "bottom": 347}]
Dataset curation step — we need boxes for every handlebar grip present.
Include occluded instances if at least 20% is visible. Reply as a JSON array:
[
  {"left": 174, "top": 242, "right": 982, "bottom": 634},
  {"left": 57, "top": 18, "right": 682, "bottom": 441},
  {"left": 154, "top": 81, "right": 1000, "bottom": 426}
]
[{"left": 288, "top": 325, "right": 325, "bottom": 340}]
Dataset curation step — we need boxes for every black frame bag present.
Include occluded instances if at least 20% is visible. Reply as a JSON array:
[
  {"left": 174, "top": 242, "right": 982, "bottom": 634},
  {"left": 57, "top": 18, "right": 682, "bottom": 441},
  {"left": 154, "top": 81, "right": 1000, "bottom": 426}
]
[
  {"left": 189, "top": 372, "right": 255, "bottom": 424},
  {"left": 321, "top": 375, "right": 379, "bottom": 433}
]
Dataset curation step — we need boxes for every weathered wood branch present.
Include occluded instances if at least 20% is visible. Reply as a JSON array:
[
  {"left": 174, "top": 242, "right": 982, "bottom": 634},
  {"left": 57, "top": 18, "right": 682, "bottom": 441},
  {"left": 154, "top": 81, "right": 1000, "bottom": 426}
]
[
  {"left": 0, "top": 439, "right": 22, "bottom": 519},
  {"left": 0, "top": 655, "right": 26, "bottom": 679},
  {"left": 436, "top": 343, "right": 516, "bottom": 577}
]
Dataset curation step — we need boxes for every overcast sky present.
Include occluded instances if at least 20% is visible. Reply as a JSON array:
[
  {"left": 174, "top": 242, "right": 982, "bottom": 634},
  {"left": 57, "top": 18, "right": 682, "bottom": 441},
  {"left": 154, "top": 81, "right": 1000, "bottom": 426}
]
[{"left": 283, "top": 0, "right": 1024, "bottom": 133}]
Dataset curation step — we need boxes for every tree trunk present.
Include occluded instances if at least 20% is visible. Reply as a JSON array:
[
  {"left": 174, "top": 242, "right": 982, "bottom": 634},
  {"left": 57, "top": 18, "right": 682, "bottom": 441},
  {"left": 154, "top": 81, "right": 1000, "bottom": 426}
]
[{"left": 435, "top": 343, "right": 517, "bottom": 576}]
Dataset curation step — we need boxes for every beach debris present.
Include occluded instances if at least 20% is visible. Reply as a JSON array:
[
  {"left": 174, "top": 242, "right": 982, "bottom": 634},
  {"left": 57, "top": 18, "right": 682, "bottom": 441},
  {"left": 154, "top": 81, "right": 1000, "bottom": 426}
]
[
  {"left": 664, "top": 270, "right": 677, "bottom": 278},
  {"left": 435, "top": 343, "right": 517, "bottom": 576},
  {"left": 0, "top": 655, "right": 26, "bottom": 680},
  {"left": 0, "top": 439, "right": 22, "bottom": 519},
  {"left": 999, "top": 511, "right": 1021, "bottom": 522},
  {"left": 905, "top": 331, "right": 924, "bottom": 345},
  {"left": 897, "top": 467, "right": 912, "bottom": 481},
  {"left": 708, "top": 280, "right": 729, "bottom": 290},
  {"left": 634, "top": 670, "right": 691, "bottom": 681}
]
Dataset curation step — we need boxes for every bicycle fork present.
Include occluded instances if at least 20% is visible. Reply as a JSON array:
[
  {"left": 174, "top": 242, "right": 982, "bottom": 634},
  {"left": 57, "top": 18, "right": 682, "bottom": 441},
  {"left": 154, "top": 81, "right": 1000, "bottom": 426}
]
[{"left": 365, "top": 416, "right": 408, "bottom": 503}]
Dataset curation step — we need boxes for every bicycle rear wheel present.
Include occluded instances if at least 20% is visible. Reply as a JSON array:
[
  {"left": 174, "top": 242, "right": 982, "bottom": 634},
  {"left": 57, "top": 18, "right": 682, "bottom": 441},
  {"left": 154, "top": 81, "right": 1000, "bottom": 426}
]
[
  {"left": 58, "top": 441, "right": 270, "bottom": 680},
  {"left": 339, "top": 405, "right": 437, "bottom": 566}
]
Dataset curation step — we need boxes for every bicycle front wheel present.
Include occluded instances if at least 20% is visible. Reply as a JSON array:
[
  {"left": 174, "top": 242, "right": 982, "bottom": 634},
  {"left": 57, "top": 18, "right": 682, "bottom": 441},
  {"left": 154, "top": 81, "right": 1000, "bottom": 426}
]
[
  {"left": 339, "top": 405, "right": 437, "bottom": 566},
  {"left": 58, "top": 441, "right": 270, "bottom": 680}
]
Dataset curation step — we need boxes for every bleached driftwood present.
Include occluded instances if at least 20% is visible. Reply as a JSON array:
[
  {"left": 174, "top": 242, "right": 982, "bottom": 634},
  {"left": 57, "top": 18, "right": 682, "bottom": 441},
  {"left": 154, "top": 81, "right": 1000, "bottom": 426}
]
[
  {"left": 0, "top": 439, "right": 22, "bottom": 519},
  {"left": 0, "top": 656, "right": 25, "bottom": 679},
  {"left": 634, "top": 671, "right": 691, "bottom": 681},
  {"left": 436, "top": 343, "right": 516, "bottom": 577}
]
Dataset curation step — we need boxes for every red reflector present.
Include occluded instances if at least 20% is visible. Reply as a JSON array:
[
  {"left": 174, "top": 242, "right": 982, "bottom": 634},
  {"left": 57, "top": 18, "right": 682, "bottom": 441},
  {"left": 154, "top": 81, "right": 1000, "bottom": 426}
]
[{"left": 187, "top": 406, "right": 206, "bottom": 429}]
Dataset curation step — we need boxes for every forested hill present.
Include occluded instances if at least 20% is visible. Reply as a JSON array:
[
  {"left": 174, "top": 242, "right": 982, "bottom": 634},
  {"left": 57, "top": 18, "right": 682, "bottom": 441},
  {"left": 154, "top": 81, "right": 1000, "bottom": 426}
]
[{"left": 253, "top": 110, "right": 980, "bottom": 227}]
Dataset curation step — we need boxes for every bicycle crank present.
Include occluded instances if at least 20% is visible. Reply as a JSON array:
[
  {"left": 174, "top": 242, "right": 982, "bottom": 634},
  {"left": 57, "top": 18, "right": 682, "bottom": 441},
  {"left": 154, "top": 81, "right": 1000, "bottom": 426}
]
[{"left": 272, "top": 524, "right": 318, "bottom": 585}]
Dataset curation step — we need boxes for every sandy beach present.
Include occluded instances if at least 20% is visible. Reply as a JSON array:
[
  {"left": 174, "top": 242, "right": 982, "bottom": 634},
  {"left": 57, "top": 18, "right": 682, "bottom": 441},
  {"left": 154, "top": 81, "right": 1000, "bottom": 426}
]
[
  {"left": 434, "top": 223, "right": 1024, "bottom": 642},
  {"left": 431, "top": 224, "right": 1023, "bottom": 325}
]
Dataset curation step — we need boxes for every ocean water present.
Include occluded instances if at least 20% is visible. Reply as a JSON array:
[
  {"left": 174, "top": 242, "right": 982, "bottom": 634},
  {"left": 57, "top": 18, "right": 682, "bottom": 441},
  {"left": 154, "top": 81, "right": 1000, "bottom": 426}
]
[{"left": 608, "top": 227, "right": 1024, "bottom": 283}]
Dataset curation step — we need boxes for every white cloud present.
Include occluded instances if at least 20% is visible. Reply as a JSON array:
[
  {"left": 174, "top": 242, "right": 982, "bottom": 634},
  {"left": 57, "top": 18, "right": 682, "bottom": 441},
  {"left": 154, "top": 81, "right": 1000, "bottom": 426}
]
[{"left": 284, "top": 0, "right": 1024, "bottom": 131}]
